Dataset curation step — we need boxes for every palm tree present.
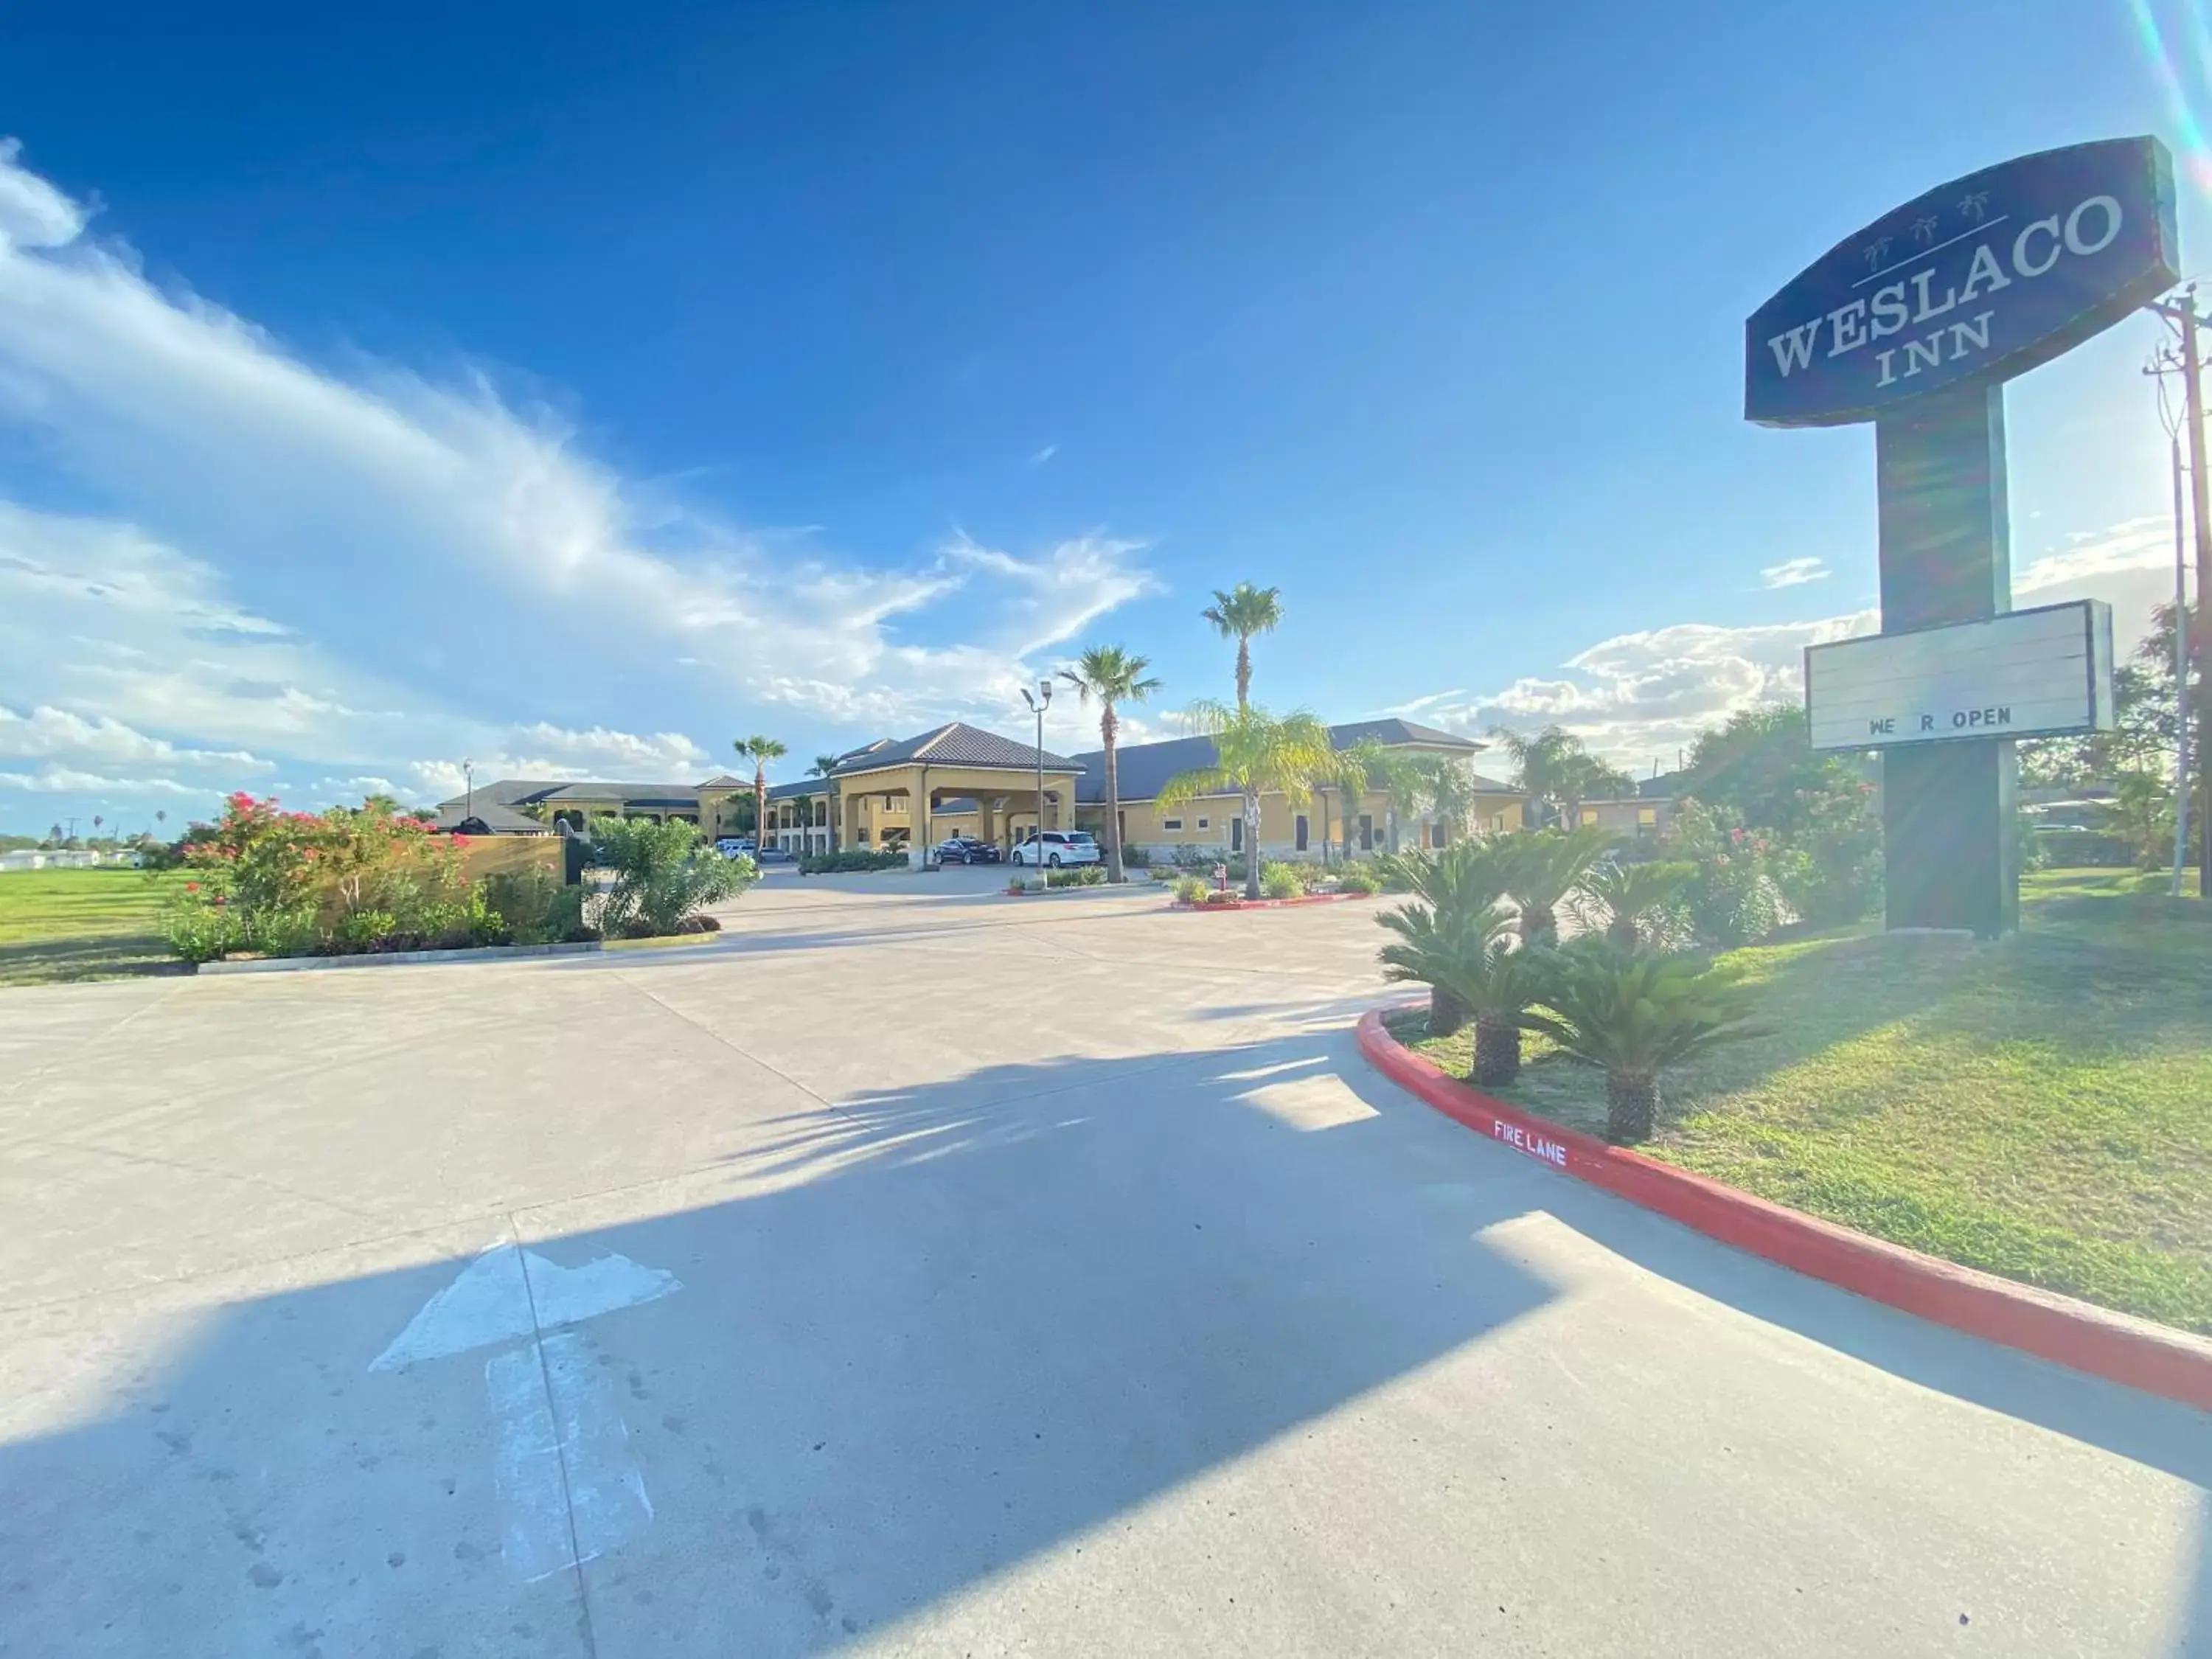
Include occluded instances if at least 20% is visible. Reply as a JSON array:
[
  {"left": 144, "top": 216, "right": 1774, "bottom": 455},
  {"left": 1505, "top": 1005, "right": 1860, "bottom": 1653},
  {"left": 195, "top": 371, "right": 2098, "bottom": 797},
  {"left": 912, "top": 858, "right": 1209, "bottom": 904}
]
[
  {"left": 1357, "top": 742, "right": 1429, "bottom": 853},
  {"left": 1200, "top": 582, "right": 1283, "bottom": 710},
  {"left": 1158, "top": 702, "right": 1334, "bottom": 899},
  {"left": 1333, "top": 738, "right": 1387, "bottom": 860},
  {"left": 1575, "top": 860, "right": 1695, "bottom": 950},
  {"left": 1060, "top": 645, "right": 1162, "bottom": 883},
  {"left": 1373, "top": 839, "right": 1515, "bottom": 1034},
  {"left": 1430, "top": 912, "right": 1555, "bottom": 1086},
  {"left": 1489, "top": 725, "right": 1633, "bottom": 828},
  {"left": 1499, "top": 825, "right": 1615, "bottom": 945},
  {"left": 806, "top": 754, "right": 842, "bottom": 849},
  {"left": 734, "top": 735, "right": 787, "bottom": 853},
  {"left": 1519, "top": 952, "right": 1761, "bottom": 1142}
]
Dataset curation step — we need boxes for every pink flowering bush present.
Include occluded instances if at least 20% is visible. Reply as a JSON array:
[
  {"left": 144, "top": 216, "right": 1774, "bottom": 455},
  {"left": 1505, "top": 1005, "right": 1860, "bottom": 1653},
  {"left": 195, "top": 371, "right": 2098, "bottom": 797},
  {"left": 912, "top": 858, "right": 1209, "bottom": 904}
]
[{"left": 166, "top": 794, "right": 496, "bottom": 962}]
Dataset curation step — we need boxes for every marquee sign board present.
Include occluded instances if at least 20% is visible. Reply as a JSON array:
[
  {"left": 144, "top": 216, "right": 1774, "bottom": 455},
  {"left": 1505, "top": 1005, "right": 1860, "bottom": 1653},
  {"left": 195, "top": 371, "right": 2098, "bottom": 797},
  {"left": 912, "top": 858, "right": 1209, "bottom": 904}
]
[
  {"left": 1746, "top": 137, "right": 2177, "bottom": 427},
  {"left": 1804, "top": 599, "right": 2115, "bottom": 753}
]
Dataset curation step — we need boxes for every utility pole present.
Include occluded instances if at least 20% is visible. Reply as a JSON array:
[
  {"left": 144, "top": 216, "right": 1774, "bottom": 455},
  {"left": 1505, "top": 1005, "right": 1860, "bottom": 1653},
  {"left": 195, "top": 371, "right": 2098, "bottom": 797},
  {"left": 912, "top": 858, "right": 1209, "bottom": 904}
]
[
  {"left": 2181, "top": 291, "right": 2211, "bottom": 898},
  {"left": 2149, "top": 288, "right": 2212, "bottom": 897}
]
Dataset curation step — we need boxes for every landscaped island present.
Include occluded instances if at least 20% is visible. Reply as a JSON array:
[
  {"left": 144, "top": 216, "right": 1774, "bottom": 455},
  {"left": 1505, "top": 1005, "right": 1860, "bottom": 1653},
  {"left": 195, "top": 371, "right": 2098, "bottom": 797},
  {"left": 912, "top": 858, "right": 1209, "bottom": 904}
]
[{"left": 1380, "top": 867, "right": 2210, "bottom": 1335}]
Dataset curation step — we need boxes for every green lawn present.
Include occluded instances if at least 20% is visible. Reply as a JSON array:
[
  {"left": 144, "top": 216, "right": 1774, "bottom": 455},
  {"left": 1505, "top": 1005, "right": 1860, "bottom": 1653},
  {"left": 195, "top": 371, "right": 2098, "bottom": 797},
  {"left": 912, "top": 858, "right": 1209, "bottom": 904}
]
[
  {"left": 0, "top": 867, "right": 190, "bottom": 987},
  {"left": 1392, "top": 869, "right": 2212, "bottom": 1334}
]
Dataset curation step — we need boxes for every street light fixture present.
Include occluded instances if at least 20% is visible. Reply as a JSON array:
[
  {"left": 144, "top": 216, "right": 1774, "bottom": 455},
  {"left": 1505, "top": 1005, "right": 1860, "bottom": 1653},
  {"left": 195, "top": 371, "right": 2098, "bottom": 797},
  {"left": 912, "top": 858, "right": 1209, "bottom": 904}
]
[
  {"left": 462, "top": 759, "right": 475, "bottom": 831},
  {"left": 1020, "top": 680, "right": 1052, "bottom": 888}
]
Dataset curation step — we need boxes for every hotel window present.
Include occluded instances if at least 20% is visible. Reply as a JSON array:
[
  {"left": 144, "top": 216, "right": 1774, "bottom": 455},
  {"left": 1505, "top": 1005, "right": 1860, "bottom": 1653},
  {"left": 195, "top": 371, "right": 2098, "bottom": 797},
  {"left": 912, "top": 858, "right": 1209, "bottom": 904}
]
[
  {"left": 1196, "top": 817, "right": 1209, "bottom": 830},
  {"left": 1161, "top": 818, "right": 1183, "bottom": 832}
]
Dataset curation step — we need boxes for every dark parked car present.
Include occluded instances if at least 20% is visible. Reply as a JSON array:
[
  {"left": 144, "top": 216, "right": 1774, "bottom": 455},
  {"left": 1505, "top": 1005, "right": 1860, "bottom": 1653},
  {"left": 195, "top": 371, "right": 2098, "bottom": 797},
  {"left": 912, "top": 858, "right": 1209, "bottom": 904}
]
[
  {"left": 933, "top": 835, "right": 1001, "bottom": 864},
  {"left": 754, "top": 845, "right": 797, "bottom": 865}
]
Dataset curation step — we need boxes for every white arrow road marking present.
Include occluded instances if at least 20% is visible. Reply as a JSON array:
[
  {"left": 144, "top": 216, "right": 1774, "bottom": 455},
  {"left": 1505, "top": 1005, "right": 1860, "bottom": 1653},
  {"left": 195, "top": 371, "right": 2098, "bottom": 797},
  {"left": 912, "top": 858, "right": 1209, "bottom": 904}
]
[
  {"left": 487, "top": 1331, "right": 656, "bottom": 1582},
  {"left": 372, "top": 1243, "right": 682, "bottom": 1581},
  {"left": 371, "top": 1243, "right": 681, "bottom": 1372}
]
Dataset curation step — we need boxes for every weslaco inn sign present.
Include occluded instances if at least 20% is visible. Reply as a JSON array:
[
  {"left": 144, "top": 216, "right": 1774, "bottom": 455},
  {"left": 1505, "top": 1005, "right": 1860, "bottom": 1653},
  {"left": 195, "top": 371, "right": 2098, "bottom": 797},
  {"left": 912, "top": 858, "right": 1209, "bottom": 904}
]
[
  {"left": 1804, "top": 600, "right": 2115, "bottom": 753},
  {"left": 1746, "top": 137, "right": 2178, "bottom": 426}
]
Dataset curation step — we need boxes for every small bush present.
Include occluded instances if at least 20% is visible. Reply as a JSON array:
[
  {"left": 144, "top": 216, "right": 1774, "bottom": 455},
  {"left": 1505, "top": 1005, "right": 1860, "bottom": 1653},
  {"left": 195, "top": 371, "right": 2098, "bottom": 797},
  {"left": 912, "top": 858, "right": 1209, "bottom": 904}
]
[
  {"left": 1174, "top": 876, "right": 1211, "bottom": 905},
  {"left": 799, "top": 849, "right": 910, "bottom": 874},
  {"left": 1260, "top": 862, "right": 1304, "bottom": 900},
  {"left": 484, "top": 867, "right": 590, "bottom": 945},
  {"left": 591, "top": 818, "right": 756, "bottom": 936},
  {"left": 1121, "top": 845, "right": 1152, "bottom": 868},
  {"left": 1335, "top": 870, "right": 1377, "bottom": 896},
  {"left": 1046, "top": 864, "right": 1107, "bottom": 888},
  {"left": 1203, "top": 887, "right": 1239, "bottom": 905}
]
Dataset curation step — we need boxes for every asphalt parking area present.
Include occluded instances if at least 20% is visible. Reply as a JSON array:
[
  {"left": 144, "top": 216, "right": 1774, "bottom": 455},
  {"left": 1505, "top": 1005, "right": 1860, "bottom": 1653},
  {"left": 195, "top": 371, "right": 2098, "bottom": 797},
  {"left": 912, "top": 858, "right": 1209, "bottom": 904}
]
[{"left": 1, "top": 877, "right": 2205, "bottom": 1657}]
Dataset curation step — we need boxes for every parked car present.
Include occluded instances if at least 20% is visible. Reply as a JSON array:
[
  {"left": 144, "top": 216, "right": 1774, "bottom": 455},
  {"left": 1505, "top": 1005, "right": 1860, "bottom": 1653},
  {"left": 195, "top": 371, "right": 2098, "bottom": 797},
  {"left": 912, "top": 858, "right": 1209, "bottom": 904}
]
[
  {"left": 1009, "top": 830, "right": 1101, "bottom": 868},
  {"left": 715, "top": 837, "right": 756, "bottom": 858},
  {"left": 933, "top": 836, "right": 1001, "bottom": 864},
  {"left": 755, "top": 845, "right": 796, "bottom": 865}
]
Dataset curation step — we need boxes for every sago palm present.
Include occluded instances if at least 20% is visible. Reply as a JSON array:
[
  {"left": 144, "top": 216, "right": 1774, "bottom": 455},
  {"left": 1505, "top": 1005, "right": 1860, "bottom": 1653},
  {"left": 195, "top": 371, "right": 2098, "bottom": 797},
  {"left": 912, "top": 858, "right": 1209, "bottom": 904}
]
[
  {"left": 1500, "top": 824, "right": 1615, "bottom": 945},
  {"left": 1373, "top": 841, "right": 1514, "bottom": 1036},
  {"left": 1200, "top": 582, "right": 1283, "bottom": 710},
  {"left": 1519, "top": 951, "right": 1761, "bottom": 1143},
  {"left": 1430, "top": 917, "right": 1555, "bottom": 1088},
  {"left": 1576, "top": 860, "right": 1695, "bottom": 950},
  {"left": 1158, "top": 701, "right": 1333, "bottom": 899},
  {"left": 1060, "top": 644, "right": 1163, "bottom": 883}
]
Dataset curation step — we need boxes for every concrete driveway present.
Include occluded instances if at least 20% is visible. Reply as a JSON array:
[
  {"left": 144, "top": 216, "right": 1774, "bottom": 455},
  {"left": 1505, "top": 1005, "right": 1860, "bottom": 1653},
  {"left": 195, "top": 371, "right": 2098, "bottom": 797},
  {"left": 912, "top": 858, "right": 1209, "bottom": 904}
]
[{"left": 1, "top": 879, "right": 2205, "bottom": 1657}]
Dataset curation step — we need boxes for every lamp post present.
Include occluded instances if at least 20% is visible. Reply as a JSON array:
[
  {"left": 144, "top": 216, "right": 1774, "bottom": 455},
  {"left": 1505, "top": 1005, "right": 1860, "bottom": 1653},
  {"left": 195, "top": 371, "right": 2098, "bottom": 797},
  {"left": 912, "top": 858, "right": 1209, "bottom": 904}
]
[
  {"left": 462, "top": 759, "right": 474, "bottom": 830},
  {"left": 1020, "top": 679, "right": 1052, "bottom": 888}
]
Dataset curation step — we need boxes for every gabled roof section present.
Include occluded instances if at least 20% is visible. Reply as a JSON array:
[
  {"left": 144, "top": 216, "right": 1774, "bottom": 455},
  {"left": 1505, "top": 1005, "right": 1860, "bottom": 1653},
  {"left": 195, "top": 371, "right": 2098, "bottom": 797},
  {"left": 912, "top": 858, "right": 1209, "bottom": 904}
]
[
  {"left": 698, "top": 774, "right": 748, "bottom": 788},
  {"left": 832, "top": 721, "right": 1077, "bottom": 775},
  {"left": 1327, "top": 717, "right": 1484, "bottom": 751},
  {"left": 1065, "top": 719, "right": 1486, "bottom": 804}
]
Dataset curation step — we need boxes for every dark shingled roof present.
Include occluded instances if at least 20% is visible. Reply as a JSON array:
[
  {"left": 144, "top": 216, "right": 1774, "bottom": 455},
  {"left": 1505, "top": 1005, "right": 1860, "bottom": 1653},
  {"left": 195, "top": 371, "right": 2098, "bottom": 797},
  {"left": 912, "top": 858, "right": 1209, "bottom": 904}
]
[
  {"left": 832, "top": 721, "right": 1077, "bottom": 776},
  {"left": 1068, "top": 720, "right": 1496, "bottom": 804},
  {"left": 765, "top": 778, "right": 829, "bottom": 801},
  {"left": 431, "top": 800, "right": 553, "bottom": 834}
]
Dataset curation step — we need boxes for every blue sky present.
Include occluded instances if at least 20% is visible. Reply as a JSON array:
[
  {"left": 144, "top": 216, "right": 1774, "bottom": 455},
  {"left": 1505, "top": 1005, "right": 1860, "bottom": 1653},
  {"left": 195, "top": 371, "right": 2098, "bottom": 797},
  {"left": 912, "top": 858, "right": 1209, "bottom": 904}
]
[{"left": 1, "top": 1, "right": 2207, "bottom": 832}]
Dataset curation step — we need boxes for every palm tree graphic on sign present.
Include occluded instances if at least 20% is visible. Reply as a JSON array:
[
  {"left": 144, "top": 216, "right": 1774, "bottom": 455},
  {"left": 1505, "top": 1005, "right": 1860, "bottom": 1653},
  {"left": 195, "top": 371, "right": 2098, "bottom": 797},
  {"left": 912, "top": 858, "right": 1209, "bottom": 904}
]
[
  {"left": 1958, "top": 191, "right": 1991, "bottom": 222},
  {"left": 1863, "top": 236, "right": 1893, "bottom": 271},
  {"left": 1911, "top": 215, "right": 1940, "bottom": 244}
]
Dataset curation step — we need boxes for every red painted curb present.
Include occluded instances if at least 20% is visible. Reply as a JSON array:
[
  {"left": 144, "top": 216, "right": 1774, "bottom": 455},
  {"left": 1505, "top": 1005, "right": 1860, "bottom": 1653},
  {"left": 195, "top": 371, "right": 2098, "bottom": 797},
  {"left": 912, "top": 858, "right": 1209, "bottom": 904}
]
[
  {"left": 1356, "top": 1006, "right": 2212, "bottom": 1413},
  {"left": 1170, "top": 891, "right": 1374, "bottom": 912}
]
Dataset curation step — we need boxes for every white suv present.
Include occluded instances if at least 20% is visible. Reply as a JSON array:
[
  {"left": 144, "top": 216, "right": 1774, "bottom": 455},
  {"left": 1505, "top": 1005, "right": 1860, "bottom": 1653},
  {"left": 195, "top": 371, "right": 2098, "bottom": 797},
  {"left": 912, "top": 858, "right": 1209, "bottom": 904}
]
[{"left": 1010, "top": 830, "right": 1101, "bottom": 867}]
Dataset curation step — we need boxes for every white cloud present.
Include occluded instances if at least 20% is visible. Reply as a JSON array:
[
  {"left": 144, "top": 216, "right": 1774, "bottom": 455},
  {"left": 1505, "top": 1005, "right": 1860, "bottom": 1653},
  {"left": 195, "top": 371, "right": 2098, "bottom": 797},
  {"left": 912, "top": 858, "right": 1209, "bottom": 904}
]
[
  {"left": 0, "top": 703, "right": 270, "bottom": 772},
  {"left": 0, "top": 767, "right": 202, "bottom": 796},
  {"left": 0, "top": 140, "right": 86, "bottom": 250},
  {"left": 1759, "top": 556, "right": 1829, "bottom": 588},
  {"left": 0, "top": 142, "right": 1159, "bottom": 824},
  {"left": 1397, "top": 515, "right": 2188, "bottom": 773},
  {"left": 1029, "top": 444, "right": 1059, "bottom": 467}
]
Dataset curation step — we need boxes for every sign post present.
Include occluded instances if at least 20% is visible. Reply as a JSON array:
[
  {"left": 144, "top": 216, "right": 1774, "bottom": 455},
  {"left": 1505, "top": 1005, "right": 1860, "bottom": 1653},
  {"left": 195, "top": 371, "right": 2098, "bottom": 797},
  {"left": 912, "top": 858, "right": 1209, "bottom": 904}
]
[{"left": 1747, "top": 138, "right": 2179, "bottom": 934}]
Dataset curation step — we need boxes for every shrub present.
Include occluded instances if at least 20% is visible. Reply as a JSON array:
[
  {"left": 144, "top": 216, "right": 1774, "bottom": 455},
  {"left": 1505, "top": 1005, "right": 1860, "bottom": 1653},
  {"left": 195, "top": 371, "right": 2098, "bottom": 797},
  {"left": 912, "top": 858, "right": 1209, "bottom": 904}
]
[
  {"left": 165, "top": 898, "right": 245, "bottom": 964},
  {"left": 1121, "top": 845, "right": 1152, "bottom": 868},
  {"left": 798, "top": 849, "right": 910, "bottom": 874},
  {"left": 1520, "top": 947, "right": 1761, "bottom": 1142},
  {"left": 1046, "top": 864, "right": 1107, "bottom": 887},
  {"left": 164, "top": 793, "right": 479, "bottom": 961},
  {"left": 1260, "top": 862, "right": 1304, "bottom": 900},
  {"left": 1174, "top": 875, "right": 1211, "bottom": 905},
  {"left": 484, "top": 867, "right": 591, "bottom": 945},
  {"left": 1768, "top": 782, "right": 1882, "bottom": 925},
  {"left": 1202, "top": 887, "right": 1239, "bottom": 905},
  {"left": 591, "top": 818, "right": 756, "bottom": 937},
  {"left": 1335, "top": 869, "right": 1377, "bottom": 896}
]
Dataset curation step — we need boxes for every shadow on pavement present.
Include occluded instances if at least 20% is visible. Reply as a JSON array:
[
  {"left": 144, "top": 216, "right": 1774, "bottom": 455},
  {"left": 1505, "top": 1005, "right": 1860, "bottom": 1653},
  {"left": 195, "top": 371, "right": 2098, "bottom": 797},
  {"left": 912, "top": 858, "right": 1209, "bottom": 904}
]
[{"left": 0, "top": 1030, "right": 1559, "bottom": 1657}]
